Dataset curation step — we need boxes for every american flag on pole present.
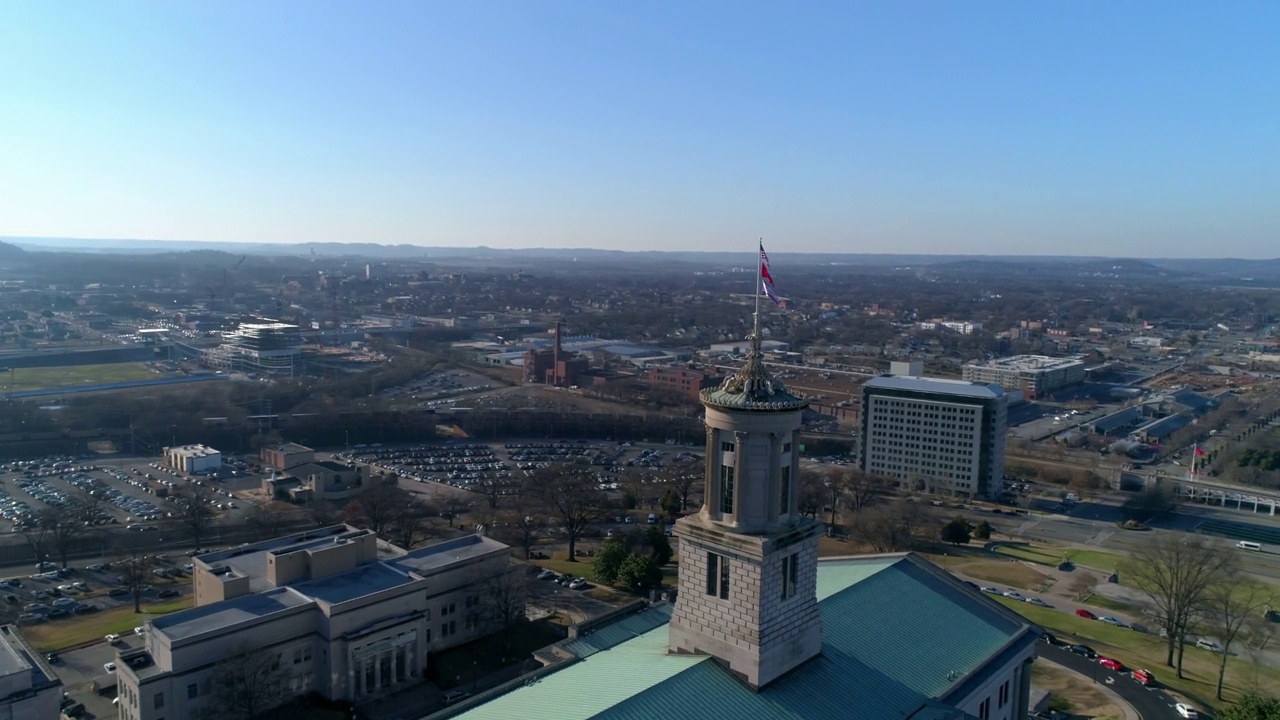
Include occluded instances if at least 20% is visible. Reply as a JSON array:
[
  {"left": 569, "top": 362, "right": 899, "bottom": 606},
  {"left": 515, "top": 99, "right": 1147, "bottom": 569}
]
[{"left": 760, "top": 242, "right": 782, "bottom": 306}]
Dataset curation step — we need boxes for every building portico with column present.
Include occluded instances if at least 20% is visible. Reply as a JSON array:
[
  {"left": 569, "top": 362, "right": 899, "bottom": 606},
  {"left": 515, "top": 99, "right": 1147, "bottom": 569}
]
[{"left": 114, "top": 527, "right": 516, "bottom": 720}]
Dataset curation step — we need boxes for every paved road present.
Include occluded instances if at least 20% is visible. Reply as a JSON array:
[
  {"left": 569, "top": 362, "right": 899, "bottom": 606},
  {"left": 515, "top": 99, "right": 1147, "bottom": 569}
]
[{"left": 1039, "top": 644, "right": 1188, "bottom": 720}]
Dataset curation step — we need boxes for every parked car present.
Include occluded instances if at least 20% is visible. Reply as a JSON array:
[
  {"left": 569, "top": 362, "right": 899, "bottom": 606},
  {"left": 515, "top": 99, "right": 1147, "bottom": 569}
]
[
  {"left": 105, "top": 634, "right": 121, "bottom": 644},
  {"left": 1174, "top": 702, "right": 1199, "bottom": 719},
  {"left": 1098, "top": 616, "right": 1128, "bottom": 628},
  {"left": 1069, "top": 645, "right": 1097, "bottom": 659},
  {"left": 536, "top": 570, "right": 557, "bottom": 581},
  {"left": 568, "top": 578, "right": 588, "bottom": 590},
  {"left": 1075, "top": 609, "right": 1097, "bottom": 620},
  {"left": 1098, "top": 657, "right": 1125, "bottom": 671},
  {"left": 45, "top": 653, "right": 60, "bottom": 664},
  {"left": 1131, "top": 669, "right": 1155, "bottom": 686},
  {"left": 108, "top": 588, "right": 130, "bottom": 597},
  {"left": 1195, "top": 639, "right": 1223, "bottom": 653},
  {"left": 1002, "top": 590, "right": 1025, "bottom": 601},
  {"left": 1025, "top": 597, "right": 1052, "bottom": 608},
  {"left": 103, "top": 662, "right": 117, "bottom": 673},
  {"left": 980, "top": 586, "right": 1000, "bottom": 595},
  {"left": 158, "top": 589, "right": 180, "bottom": 599}
]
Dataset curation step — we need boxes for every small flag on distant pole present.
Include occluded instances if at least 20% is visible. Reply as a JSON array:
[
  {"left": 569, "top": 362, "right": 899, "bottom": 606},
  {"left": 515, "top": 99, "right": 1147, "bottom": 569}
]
[{"left": 759, "top": 242, "right": 782, "bottom": 306}]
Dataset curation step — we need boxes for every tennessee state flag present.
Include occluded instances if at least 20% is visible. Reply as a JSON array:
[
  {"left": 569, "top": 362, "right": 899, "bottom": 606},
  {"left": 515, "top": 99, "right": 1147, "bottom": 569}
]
[{"left": 760, "top": 242, "right": 782, "bottom": 306}]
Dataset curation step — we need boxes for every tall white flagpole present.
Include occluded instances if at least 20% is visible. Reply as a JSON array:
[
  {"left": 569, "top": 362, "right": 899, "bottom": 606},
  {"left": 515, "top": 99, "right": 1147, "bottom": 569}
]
[{"left": 753, "top": 239, "right": 763, "bottom": 343}]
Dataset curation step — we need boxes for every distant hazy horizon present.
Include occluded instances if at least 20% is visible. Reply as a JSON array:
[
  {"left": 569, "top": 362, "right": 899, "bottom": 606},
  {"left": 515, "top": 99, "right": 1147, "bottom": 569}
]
[
  {"left": 8, "top": 234, "right": 1279, "bottom": 263},
  {"left": 2, "top": 3, "right": 1278, "bottom": 257}
]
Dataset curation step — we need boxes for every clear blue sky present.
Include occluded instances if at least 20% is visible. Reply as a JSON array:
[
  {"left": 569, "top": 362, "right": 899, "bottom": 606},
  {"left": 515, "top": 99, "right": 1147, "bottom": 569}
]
[{"left": 2, "top": 2, "right": 1277, "bottom": 257}]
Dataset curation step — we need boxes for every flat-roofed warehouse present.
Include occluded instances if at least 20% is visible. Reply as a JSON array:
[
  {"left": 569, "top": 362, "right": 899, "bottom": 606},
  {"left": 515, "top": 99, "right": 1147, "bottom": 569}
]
[{"left": 962, "top": 355, "right": 1084, "bottom": 399}]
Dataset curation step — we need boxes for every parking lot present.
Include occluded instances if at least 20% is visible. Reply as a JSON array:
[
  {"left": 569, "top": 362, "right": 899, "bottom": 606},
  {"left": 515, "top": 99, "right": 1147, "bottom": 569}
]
[
  {"left": 345, "top": 439, "right": 704, "bottom": 504},
  {"left": 0, "top": 455, "right": 265, "bottom": 535}
]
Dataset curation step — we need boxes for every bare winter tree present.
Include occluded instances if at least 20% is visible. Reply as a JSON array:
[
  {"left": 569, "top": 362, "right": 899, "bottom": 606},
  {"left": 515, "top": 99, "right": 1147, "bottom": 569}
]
[
  {"left": 114, "top": 535, "right": 156, "bottom": 614},
  {"left": 848, "top": 501, "right": 922, "bottom": 553},
  {"left": 1123, "top": 534, "right": 1234, "bottom": 677},
  {"left": 528, "top": 463, "right": 603, "bottom": 562},
  {"left": 21, "top": 517, "right": 53, "bottom": 569},
  {"left": 664, "top": 464, "right": 701, "bottom": 512},
  {"left": 306, "top": 500, "right": 339, "bottom": 528},
  {"left": 170, "top": 482, "right": 219, "bottom": 552},
  {"left": 48, "top": 489, "right": 105, "bottom": 568},
  {"left": 481, "top": 561, "right": 530, "bottom": 632},
  {"left": 475, "top": 475, "right": 511, "bottom": 510},
  {"left": 390, "top": 497, "right": 438, "bottom": 549},
  {"left": 202, "top": 644, "right": 289, "bottom": 720},
  {"left": 1203, "top": 573, "right": 1275, "bottom": 700},
  {"left": 494, "top": 505, "right": 545, "bottom": 559},
  {"left": 797, "top": 468, "right": 827, "bottom": 519},
  {"left": 340, "top": 482, "right": 409, "bottom": 536},
  {"left": 439, "top": 495, "right": 471, "bottom": 528},
  {"left": 838, "top": 468, "right": 886, "bottom": 515},
  {"left": 245, "top": 503, "right": 295, "bottom": 542}
]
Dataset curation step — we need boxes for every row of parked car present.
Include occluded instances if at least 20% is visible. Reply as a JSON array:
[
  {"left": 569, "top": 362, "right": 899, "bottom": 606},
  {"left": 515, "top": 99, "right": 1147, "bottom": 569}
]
[
  {"left": 65, "top": 470, "right": 166, "bottom": 521},
  {"left": 536, "top": 569, "right": 589, "bottom": 590},
  {"left": 978, "top": 585, "right": 1053, "bottom": 608}
]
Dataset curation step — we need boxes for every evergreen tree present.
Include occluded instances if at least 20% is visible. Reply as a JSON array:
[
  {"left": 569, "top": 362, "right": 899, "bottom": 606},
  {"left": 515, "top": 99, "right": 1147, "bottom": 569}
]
[
  {"left": 617, "top": 553, "right": 663, "bottom": 593},
  {"left": 592, "top": 539, "right": 628, "bottom": 586},
  {"left": 940, "top": 516, "right": 972, "bottom": 546}
]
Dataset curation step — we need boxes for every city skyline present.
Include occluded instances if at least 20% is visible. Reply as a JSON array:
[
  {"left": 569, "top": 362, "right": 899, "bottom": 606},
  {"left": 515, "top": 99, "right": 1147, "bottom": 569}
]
[{"left": 2, "top": 2, "right": 1278, "bottom": 257}]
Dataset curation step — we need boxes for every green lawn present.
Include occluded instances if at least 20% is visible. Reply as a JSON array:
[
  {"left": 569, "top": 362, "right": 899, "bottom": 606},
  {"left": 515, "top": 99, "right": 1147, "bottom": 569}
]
[
  {"left": 0, "top": 363, "right": 159, "bottom": 393},
  {"left": 23, "top": 597, "right": 193, "bottom": 653},
  {"left": 956, "top": 560, "right": 1051, "bottom": 590},
  {"left": 995, "top": 597, "right": 1278, "bottom": 713},
  {"left": 994, "top": 543, "right": 1124, "bottom": 571},
  {"left": 533, "top": 554, "right": 602, "bottom": 585}
]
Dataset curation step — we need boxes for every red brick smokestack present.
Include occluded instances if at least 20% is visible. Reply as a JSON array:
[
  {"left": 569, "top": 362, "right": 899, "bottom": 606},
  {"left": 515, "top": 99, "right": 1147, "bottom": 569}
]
[{"left": 553, "top": 321, "right": 562, "bottom": 385}]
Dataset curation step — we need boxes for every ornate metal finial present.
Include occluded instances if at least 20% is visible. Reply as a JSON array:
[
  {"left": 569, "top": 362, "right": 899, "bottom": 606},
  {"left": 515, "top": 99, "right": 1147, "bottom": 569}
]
[
  {"left": 719, "top": 333, "right": 779, "bottom": 398},
  {"left": 700, "top": 332, "right": 807, "bottom": 411}
]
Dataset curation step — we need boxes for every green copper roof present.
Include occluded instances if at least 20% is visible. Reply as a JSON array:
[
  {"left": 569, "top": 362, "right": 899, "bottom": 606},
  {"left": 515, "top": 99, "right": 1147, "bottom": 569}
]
[
  {"left": 452, "top": 555, "right": 1037, "bottom": 720},
  {"left": 454, "top": 614, "right": 707, "bottom": 720},
  {"left": 700, "top": 334, "right": 807, "bottom": 412}
]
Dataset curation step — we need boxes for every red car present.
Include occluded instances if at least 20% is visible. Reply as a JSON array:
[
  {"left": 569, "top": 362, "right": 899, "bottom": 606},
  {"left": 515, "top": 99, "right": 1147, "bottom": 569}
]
[
  {"left": 1075, "top": 609, "right": 1097, "bottom": 620},
  {"left": 1099, "top": 657, "right": 1125, "bottom": 671},
  {"left": 1132, "top": 669, "right": 1155, "bottom": 686}
]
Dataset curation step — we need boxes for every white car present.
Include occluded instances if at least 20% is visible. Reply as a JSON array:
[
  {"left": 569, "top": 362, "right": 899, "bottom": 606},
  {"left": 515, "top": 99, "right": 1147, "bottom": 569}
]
[
  {"left": 1002, "top": 590, "right": 1025, "bottom": 601},
  {"left": 1098, "top": 616, "right": 1128, "bottom": 628},
  {"left": 103, "top": 661, "right": 117, "bottom": 673},
  {"left": 536, "top": 570, "right": 556, "bottom": 581},
  {"left": 1025, "top": 597, "right": 1052, "bottom": 608},
  {"left": 104, "top": 634, "right": 121, "bottom": 644},
  {"left": 1174, "top": 702, "right": 1199, "bottom": 719},
  {"left": 980, "top": 586, "right": 1000, "bottom": 595},
  {"left": 568, "top": 578, "right": 588, "bottom": 590},
  {"left": 1195, "top": 639, "right": 1222, "bottom": 653}
]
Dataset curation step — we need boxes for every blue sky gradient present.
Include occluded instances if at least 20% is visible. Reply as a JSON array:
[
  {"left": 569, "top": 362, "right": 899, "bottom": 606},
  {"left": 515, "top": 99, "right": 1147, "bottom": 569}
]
[{"left": 2, "top": 2, "right": 1277, "bottom": 256}]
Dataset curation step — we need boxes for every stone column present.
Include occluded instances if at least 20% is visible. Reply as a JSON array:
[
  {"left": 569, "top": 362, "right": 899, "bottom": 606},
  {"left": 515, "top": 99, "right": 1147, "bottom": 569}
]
[
  {"left": 374, "top": 652, "right": 382, "bottom": 691},
  {"left": 768, "top": 432, "right": 782, "bottom": 521},
  {"left": 1016, "top": 658, "right": 1032, "bottom": 719},
  {"left": 732, "top": 430, "right": 747, "bottom": 519},
  {"left": 704, "top": 426, "right": 717, "bottom": 518}
]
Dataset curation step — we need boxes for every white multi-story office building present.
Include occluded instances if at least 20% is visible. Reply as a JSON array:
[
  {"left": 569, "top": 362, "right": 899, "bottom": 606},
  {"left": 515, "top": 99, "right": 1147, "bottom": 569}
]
[
  {"left": 114, "top": 526, "right": 516, "bottom": 720},
  {"left": 962, "top": 355, "right": 1084, "bottom": 399},
  {"left": 860, "top": 375, "right": 1008, "bottom": 500}
]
